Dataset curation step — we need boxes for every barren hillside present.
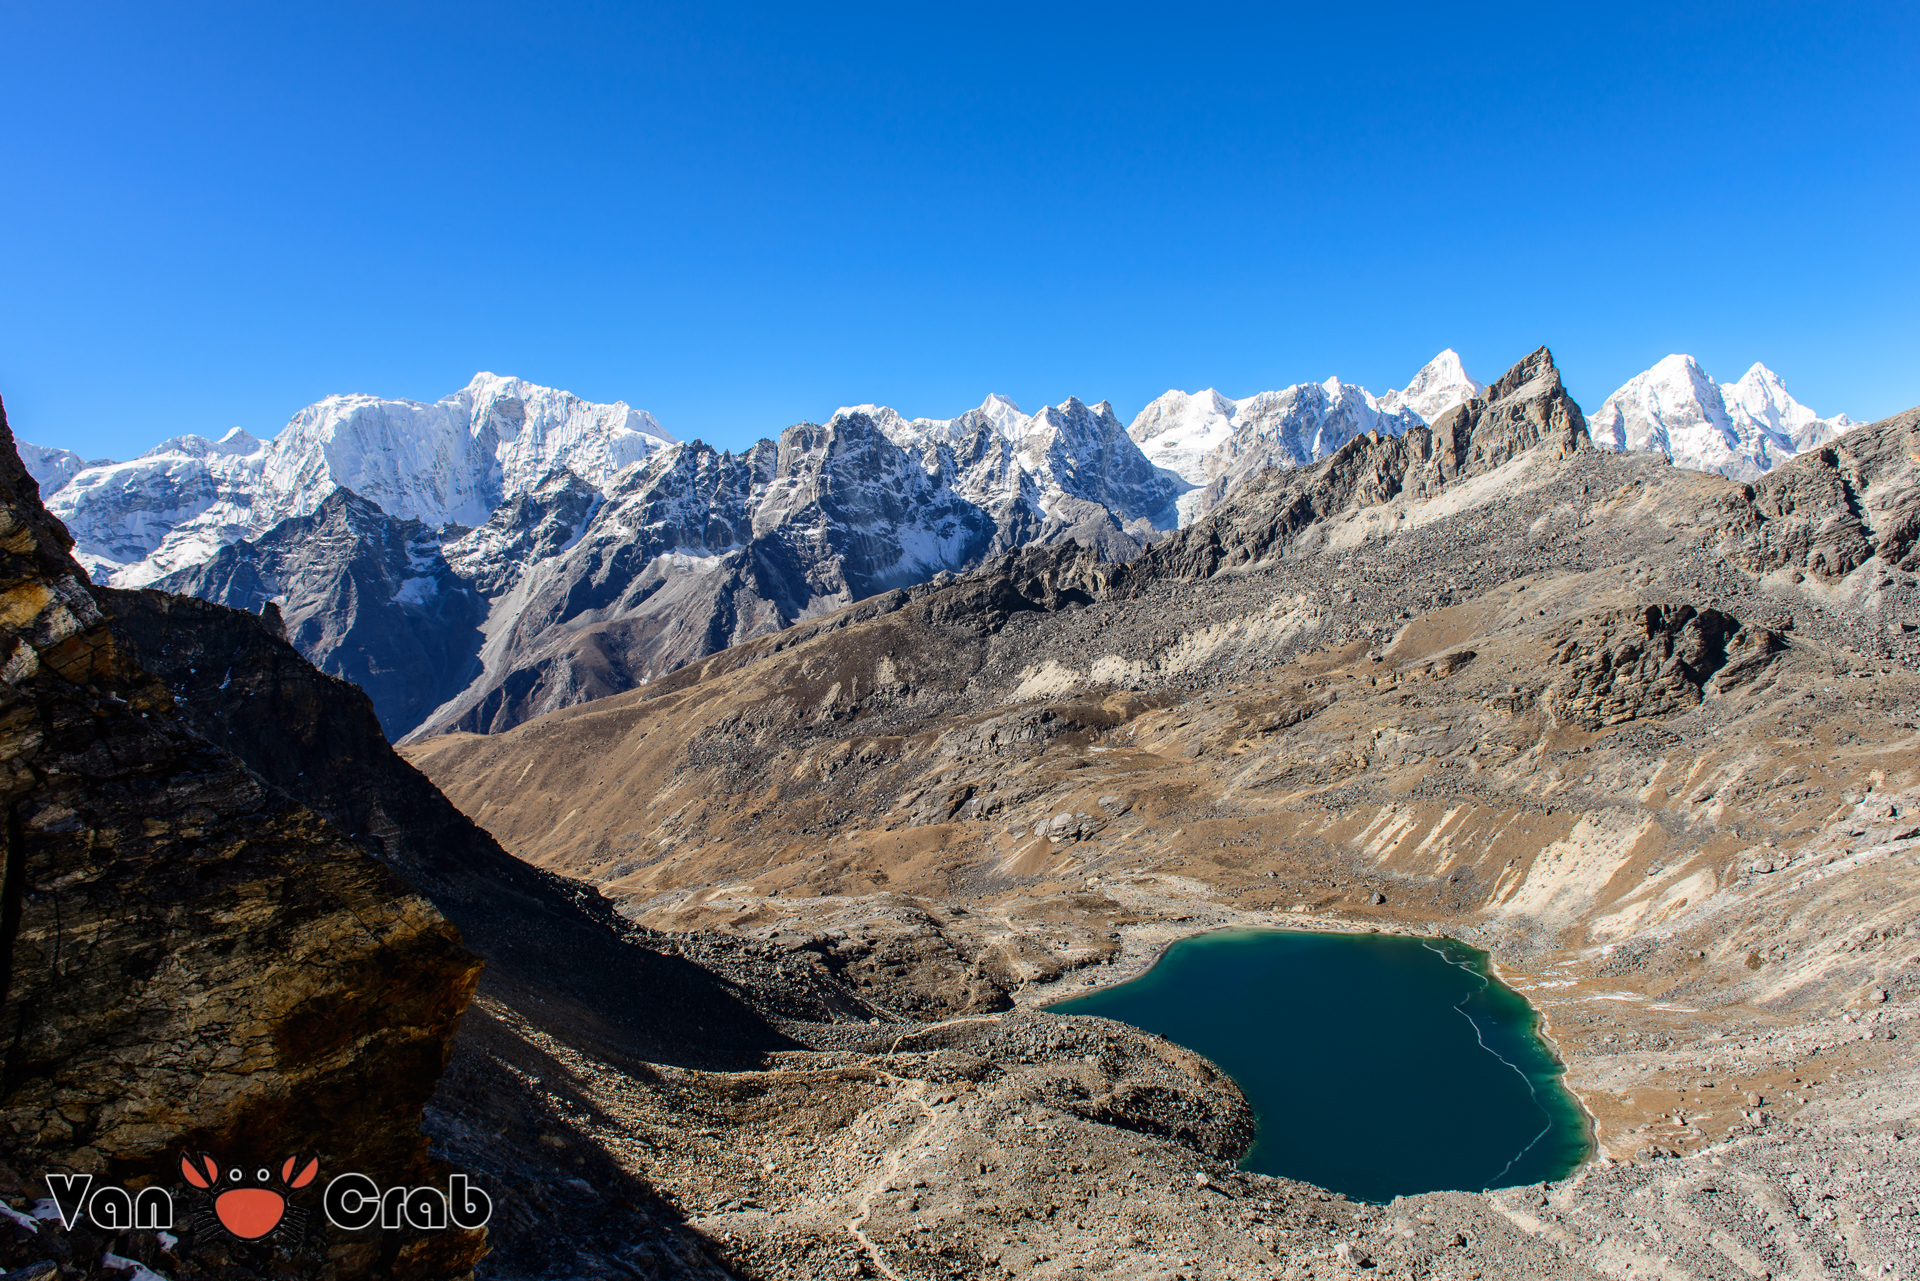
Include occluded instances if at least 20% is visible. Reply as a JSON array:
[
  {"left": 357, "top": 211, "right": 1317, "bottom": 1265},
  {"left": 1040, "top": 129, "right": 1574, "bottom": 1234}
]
[{"left": 403, "top": 350, "right": 1920, "bottom": 1277}]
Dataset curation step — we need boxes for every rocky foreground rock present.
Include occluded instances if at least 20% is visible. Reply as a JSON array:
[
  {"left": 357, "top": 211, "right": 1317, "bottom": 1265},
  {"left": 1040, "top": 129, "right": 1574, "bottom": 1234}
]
[{"left": 0, "top": 400, "right": 485, "bottom": 1281}]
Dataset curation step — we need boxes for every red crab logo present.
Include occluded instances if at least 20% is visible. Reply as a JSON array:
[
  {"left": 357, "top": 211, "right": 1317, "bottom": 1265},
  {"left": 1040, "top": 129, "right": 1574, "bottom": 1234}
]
[{"left": 179, "top": 1153, "right": 319, "bottom": 1241}]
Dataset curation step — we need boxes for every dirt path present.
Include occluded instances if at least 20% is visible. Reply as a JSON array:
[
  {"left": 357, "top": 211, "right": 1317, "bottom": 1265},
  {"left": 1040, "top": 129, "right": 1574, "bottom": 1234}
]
[{"left": 843, "top": 1071, "right": 939, "bottom": 1281}]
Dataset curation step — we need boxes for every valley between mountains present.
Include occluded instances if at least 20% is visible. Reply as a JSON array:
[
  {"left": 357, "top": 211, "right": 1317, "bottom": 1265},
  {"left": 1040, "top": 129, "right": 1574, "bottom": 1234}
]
[{"left": 0, "top": 344, "right": 1913, "bottom": 1281}]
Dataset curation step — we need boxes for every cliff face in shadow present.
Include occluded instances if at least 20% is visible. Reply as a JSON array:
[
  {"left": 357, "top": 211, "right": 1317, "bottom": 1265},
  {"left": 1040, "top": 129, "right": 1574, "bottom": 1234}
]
[
  {"left": 94, "top": 589, "right": 823, "bottom": 1070},
  {"left": 0, "top": 398, "right": 486, "bottom": 1281},
  {"left": 151, "top": 488, "right": 488, "bottom": 740}
]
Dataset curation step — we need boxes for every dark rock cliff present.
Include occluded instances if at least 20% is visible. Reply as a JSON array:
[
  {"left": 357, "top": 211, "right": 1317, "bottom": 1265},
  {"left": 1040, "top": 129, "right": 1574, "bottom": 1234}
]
[
  {"left": 151, "top": 489, "right": 487, "bottom": 740},
  {"left": 0, "top": 399, "right": 487, "bottom": 1280}
]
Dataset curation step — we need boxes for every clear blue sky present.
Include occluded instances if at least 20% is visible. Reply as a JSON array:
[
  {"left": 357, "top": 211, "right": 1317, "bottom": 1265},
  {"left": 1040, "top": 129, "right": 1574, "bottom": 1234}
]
[{"left": 3, "top": 1, "right": 1915, "bottom": 459}]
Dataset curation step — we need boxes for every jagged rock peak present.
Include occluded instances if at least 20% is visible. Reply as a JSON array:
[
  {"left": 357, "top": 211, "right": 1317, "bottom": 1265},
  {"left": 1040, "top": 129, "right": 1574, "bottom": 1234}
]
[
  {"left": 1430, "top": 345, "right": 1589, "bottom": 478},
  {"left": 1484, "top": 344, "right": 1563, "bottom": 404}
]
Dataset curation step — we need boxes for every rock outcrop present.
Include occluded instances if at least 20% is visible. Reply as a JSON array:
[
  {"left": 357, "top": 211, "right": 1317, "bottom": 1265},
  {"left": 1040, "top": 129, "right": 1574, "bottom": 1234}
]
[
  {"left": 0, "top": 398, "right": 485, "bottom": 1280},
  {"left": 1541, "top": 604, "right": 1780, "bottom": 728}
]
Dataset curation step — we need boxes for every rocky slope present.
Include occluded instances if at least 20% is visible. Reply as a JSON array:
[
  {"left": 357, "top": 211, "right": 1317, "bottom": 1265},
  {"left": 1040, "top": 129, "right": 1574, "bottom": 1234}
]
[
  {"left": 0, "top": 399, "right": 487, "bottom": 1281},
  {"left": 403, "top": 348, "right": 1920, "bottom": 1278},
  {"left": 1590, "top": 354, "right": 1851, "bottom": 480}
]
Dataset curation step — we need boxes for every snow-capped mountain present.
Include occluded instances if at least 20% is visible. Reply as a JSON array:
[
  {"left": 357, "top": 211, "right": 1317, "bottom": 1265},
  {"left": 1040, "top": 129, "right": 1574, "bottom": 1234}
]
[
  {"left": 412, "top": 414, "right": 996, "bottom": 736},
  {"left": 100, "top": 377, "right": 1171, "bottom": 739},
  {"left": 1128, "top": 351, "right": 1479, "bottom": 523},
  {"left": 1589, "top": 356, "right": 1851, "bottom": 480},
  {"left": 50, "top": 429, "right": 271, "bottom": 585},
  {"left": 36, "top": 349, "right": 1856, "bottom": 741},
  {"left": 15, "top": 441, "right": 92, "bottom": 497},
  {"left": 51, "top": 373, "right": 675, "bottom": 586},
  {"left": 1377, "top": 349, "right": 1486, "bottom": 422},
  {"left": 847, "top": 393, "right": 1182, "bottom": 549},
  {"left": 406, "top": 398, "right": 1186, "bottom": 738}
]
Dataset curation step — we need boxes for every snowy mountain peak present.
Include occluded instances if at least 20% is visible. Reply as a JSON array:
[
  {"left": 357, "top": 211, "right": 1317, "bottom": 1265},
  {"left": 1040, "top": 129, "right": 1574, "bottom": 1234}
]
[
  {"left": 1125, "top": 390, "right": 1240, "bottom": 492},
  {"left": 978, "top": 393, "right": 1028, "bottom": 439},
  {"left": 821, "top": 392, "right": 1176, "bottom": 537},
  {"left": 49, "top": 373, "right": 678, "bottom": 587},
  {"left": 15, "top": 442, "right": 92, "bottom": 497},
  {"left": 1721, "top": 362, "right": 1851, "bottom": 453},
  {"left": 1127, "top": 359, "right": 1439, "bottom": 524},
  {"left": 139, "top": 431, "right": 269, "bottom": 462},
  {"left": 1378, "top": 350, "right": 1486, "bottom": 422},
  {"left": 1590, "top": 354, "right": 1850, "bottom": 480}
]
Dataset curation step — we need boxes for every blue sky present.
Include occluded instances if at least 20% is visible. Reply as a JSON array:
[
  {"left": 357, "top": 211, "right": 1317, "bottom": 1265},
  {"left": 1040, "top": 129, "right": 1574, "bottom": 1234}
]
[{"left": 2, "top": 1, "right": 1915, "bottom": 459}]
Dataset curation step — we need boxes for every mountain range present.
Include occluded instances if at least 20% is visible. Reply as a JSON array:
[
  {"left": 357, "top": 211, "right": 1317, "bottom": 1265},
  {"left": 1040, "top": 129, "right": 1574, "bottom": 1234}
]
[
  {"left": 19, "top": 352, "right": 1850, "bottom": 738},
  {"left": 1, "top": 346, "right": 1916, "bottom": 1281}
]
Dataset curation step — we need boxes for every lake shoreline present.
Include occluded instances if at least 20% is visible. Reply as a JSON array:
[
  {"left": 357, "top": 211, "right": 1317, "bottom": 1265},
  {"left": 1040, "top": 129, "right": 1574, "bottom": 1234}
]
[{"left": 1043, "top": 922, "right": 1591, "bottom": 1201}]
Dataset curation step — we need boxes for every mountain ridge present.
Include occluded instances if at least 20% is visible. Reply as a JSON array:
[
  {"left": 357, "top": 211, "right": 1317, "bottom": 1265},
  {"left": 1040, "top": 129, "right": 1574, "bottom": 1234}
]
[{"left": 17, "top": 350, "right": 1860, "bottom": 740}]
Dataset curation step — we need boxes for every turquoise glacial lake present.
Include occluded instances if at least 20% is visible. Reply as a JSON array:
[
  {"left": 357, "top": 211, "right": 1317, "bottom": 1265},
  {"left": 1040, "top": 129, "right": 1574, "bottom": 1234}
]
[{"left": 1051, "top": 928, "right": 1589, "bottom": 1202}]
